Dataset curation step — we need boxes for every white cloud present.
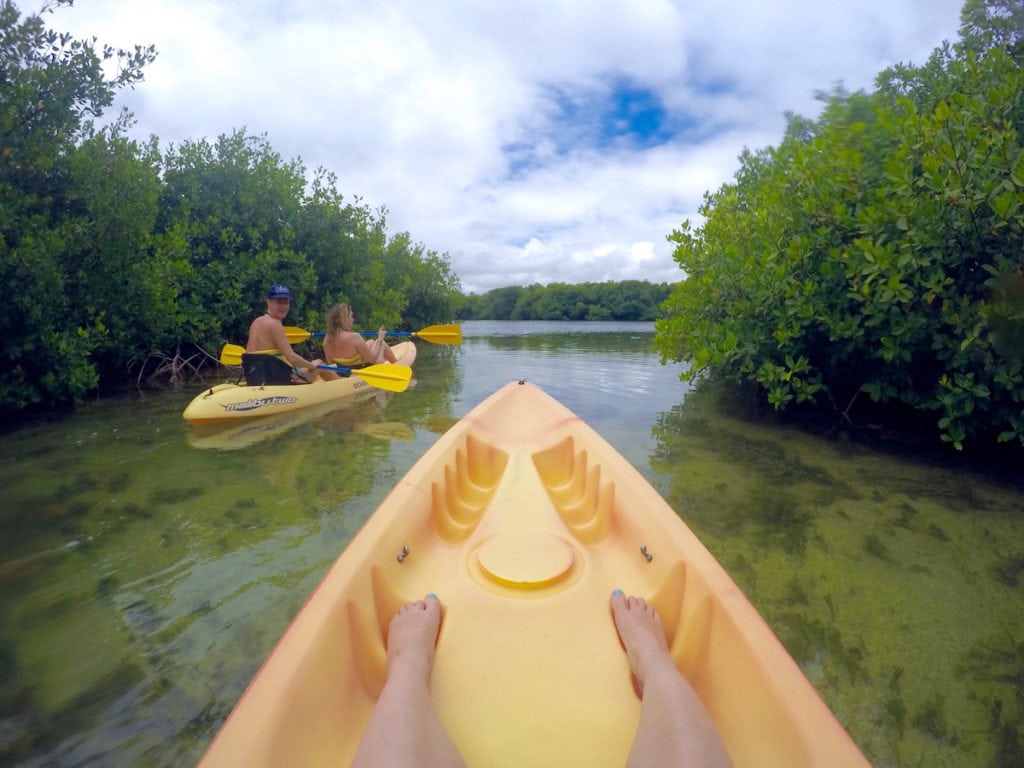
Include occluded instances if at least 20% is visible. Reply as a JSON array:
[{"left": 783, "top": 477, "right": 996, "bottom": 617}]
[{"left": 52, "top": 0, "right": 965, "bottom": 293}]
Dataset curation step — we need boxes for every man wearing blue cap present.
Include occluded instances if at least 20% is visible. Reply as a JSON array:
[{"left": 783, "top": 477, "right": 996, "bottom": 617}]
[{"left": 244, "top": 284, "right": 323, "bottom": 384}]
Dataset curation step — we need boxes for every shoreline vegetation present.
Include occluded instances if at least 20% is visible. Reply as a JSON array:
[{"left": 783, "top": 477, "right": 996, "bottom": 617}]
[{"left": 653, "top": 2, "right": 1024, "bottom": 454}]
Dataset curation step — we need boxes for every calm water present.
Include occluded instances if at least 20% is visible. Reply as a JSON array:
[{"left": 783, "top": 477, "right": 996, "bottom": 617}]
[{"left": 1, "top": 320, "right": 1022, "bottom": 767}]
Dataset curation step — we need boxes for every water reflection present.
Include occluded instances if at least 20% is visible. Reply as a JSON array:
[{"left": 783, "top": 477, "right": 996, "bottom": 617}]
[
  {"left": 186, "top": 389, "right": 388, "bottom": 450},
  {"left": 455, "top": 321, "right": 690, "bottom": 445}
]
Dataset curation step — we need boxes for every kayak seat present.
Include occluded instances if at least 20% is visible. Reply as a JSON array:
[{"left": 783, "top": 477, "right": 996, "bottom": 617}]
[{"left": 241, "top": 353, "right": 294, "bottom": 386}]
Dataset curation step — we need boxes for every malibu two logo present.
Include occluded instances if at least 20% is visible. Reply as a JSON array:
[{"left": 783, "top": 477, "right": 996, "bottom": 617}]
[{"left": 223, "top": 395, "right": 298, "bottom": 412}]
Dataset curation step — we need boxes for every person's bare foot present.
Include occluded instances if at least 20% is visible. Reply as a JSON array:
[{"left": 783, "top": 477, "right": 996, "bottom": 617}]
[
  {"left": 610, "top": 592, "right": 676, "bottom": 695},
  {"left": 386, "top": 595, "right": 441, "bottom": 682}
]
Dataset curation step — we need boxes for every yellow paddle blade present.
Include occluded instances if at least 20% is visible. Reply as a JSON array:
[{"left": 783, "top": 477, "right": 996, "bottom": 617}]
[
  {"left": 219, "top": 343, "right": 246, "bottom": 365},
  {"left": 348, "top": 364, "right": 413, "bottom": 393},
  {"left": 285, "top": 326, "right": 312, "bottom": 343},
  {"left": 412, "top": 324, "right": 462, "bottom": 344}
]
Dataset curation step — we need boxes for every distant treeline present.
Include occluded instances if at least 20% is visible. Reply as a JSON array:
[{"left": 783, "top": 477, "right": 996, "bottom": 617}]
[
  {"left": 458, "top": 281, "right": 672, "bottom": 321},
  {"left": 0, "top": 2, "right": 461, "bottom": 415}
]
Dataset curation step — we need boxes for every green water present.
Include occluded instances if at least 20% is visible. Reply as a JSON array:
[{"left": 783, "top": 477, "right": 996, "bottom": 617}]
[{"left": 1, "top": 321, "right": 1022, "bottom": 767}]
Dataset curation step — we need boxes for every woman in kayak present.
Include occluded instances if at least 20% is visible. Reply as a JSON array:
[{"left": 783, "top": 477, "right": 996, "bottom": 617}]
[
  {"left": 351, "top": 592, "right": 734, "bottom": 768},
  {"left": 319, "top": 303, "right": 397, "bottom": 381}
]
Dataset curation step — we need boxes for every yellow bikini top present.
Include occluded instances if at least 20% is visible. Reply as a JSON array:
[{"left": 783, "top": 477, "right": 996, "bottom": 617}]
[{"left": 332, "top": 354, "right": 363, "bottom": 366}]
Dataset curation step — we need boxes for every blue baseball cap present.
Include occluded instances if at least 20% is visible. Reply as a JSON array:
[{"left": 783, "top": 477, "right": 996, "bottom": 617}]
[{"left": 267, "top": 284, "right": 292, "bottom": 300}]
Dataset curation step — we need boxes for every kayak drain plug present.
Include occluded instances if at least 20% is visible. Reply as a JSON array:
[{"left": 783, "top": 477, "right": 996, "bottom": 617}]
[
  {"left": 396, "top": 545, "right": 410, "bottom": 563},
  {"left": 640, "top": 545, "right": 653, "bottom": 563}
]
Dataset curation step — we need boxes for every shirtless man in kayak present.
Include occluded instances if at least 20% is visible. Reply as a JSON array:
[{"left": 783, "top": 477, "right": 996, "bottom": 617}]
[
  {"left": 318, "top": 303, "right": 397, "bottom": 381},
  {"left": 351, "top": 592, "right": 734, "bottom": 768},
  {"left": 246, "top": 284, "right": 323, "bottom": 382}
]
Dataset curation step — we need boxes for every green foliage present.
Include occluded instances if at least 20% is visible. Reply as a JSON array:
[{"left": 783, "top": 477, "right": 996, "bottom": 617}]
[
  {"left": 146, "top": 131, "right": 461, "bottom": 378},
  {"left": 0, "top": 0, "right": 155, "bottom": 409},
  {"left": 0, "top": 1, "right": 462, "bottom": 415},
  {"left": 957, "top": 0, "right": 1024, "bottom": 62},
  {"left": 655, "top": 11, "right": 1024, "bottom": 450},
  {"left": 459, "top": 280, "right": 670, "bottom": 321},
  {"left": 155, "top": 130, "right": 315, "bottom": 348},
  {"left": 62, "top": 130, "right": 163, "bottom": 379}
]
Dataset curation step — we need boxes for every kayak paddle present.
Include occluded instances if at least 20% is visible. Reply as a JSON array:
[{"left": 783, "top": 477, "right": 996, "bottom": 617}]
[
  {"left": 284, "top": 323, "right": 462, "bottom": 345},
  {"left": 217, "top": 344, "right": 412, "bottom": 393}
]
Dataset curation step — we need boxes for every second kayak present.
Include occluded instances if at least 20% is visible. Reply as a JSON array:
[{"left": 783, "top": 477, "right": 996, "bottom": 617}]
[{"left": 182, "top": 341, "right": 416, "bottom": 425}]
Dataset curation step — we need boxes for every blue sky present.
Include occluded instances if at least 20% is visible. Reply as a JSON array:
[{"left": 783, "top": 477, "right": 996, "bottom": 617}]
[
  {"left": 54, "top": 0, "right": 966, "bottom": 293},
  {"left": 544, "top": 81, "right": 678, "bottom": 152}
]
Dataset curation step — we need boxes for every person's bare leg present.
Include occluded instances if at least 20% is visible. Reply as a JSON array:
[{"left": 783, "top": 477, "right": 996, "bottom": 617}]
[
  {"left": 351, "top": 595, "right": 466, "bottom": 768},
  {"left": 611, "top": 592, "right": 733, "bottom": 768}
]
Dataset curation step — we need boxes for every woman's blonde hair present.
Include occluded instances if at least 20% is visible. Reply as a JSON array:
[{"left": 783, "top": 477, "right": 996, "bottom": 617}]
[{"left": 326, "top": 303, "right": 353, "bottom": 338}]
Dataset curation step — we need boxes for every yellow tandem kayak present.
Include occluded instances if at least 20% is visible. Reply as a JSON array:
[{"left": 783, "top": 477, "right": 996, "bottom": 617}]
[
  {"left": 198, "top": 380, "right": 870, "bottom": 768},
  {"left": 182, "top": 341, "right": 416, "bottom": 425}
]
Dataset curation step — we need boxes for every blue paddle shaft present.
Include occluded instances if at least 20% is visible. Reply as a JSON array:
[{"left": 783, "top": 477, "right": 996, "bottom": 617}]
[{"left": 309, "top": 332, "right": 408, "bottom": 338}]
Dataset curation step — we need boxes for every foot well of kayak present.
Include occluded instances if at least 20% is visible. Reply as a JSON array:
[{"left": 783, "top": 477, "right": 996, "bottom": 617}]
[{"left": 199, "top": 381, "right": 870, "bottom": 768}]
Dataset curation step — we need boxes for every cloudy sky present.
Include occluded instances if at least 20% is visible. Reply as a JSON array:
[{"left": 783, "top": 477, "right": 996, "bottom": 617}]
[{"left": 53, "top": 0, "right": 964, "bottom": 294}]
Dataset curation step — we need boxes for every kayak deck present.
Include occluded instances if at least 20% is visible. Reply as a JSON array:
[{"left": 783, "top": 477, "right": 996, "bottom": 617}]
[
  {"left": 199, "top": 381, "right": 869, "bottom": 768},
  {"left": 182, "top": 341, "right": 415, "bottom": 425}
]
